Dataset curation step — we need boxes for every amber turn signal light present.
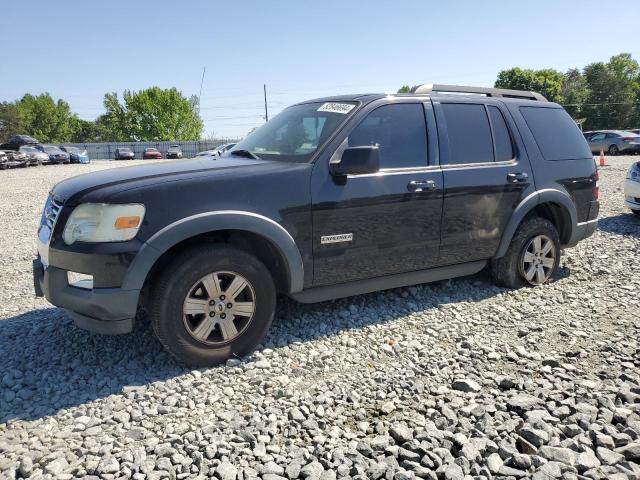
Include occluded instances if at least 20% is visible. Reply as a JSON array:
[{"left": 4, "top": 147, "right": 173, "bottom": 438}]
[{"left": 114, "top": 216, "right": 141, "bottom": 230}]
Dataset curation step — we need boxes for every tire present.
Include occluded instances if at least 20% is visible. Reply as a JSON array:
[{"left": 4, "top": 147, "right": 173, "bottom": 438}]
[
  {"left": 608, "top": 144, "right": 619, "bottom": 155},
  {"left": 490, "top": 217, "right": 561, "bottom": 289},
  {"left": 632, "top": 209, "right": 640, "bottom": 217},
  {"left": 149, "top": 244, "right": 276, "bottom": 366}
]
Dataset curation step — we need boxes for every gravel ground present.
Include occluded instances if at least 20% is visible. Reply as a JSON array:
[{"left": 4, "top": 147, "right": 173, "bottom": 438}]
[{"left": 0, "top": 158, "right": 639, "bottom": 480}]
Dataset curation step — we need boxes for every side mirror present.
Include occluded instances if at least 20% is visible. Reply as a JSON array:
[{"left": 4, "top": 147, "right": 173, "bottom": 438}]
[{"left": 330, "top": 146, "right": 380, "bottom": 176}]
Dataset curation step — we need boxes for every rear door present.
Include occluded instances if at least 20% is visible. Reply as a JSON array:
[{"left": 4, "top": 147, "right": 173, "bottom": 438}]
[{"left": 433, "top": 98, "right": 536, "bottom": 264}]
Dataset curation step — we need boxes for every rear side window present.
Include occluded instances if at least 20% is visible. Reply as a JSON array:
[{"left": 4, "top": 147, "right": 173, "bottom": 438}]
[
  {"left": 348, "top": 103, "right": 428, "bottom": 169},
  {"left": 520, "top": 107, "right": 592, "bottom": 160},
  {"left": 441, "top": 103, "right": 493, "bottom": 164},
  {"left": 488, "top": 106, "right": 514, "bottom": 161}
]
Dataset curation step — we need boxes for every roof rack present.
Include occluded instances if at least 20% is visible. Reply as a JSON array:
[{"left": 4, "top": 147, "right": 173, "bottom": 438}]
[{"left": 410, "top": 83, "right": 547, "bottom": 102}]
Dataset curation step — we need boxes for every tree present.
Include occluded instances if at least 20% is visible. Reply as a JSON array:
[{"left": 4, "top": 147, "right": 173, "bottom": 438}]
[
  {"left": 397, "top": 85, "right": 411, "bottom": 93},
  {"left": 582, "top": 53, "right": 639, "bottom": 130},
  {"left": 101, "top": 87, "right": 203, "bottom": 141},
  {"left": 16, "top": 93, "right": 78, "bottom": 142},
  {"left": 0, "top": 101, "right": 27, "bottom": 143},
  {"left": 561, "top": 68, "right": 589, "bottom": 120},
  {"left": 495, "top": 67, "right": 564, "bottom": 103}
]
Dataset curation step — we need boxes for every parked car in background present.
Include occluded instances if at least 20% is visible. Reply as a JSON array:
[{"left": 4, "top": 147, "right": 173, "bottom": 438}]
[
  {"left": 19, "top": 146, "right": 48, "bottom": 166},
  {"left": 3, "top": 150, "right": 29, "bottom": 168},
  {"left": 166, "top": 145, "right": 183, "bottom": 159},
  {"left": 196, "top": 143, "right": 237, "bottom": 157},
  {"left": 628, "top": 129, "right": 640, "bottom": 135},
  {"left": 60, "top": 146, "right": 90, "bottom": 164},
  {"left": 143, "top": 148, "right": 163, "bottom": 159},
  {"left": 43, "top": 145, "right": 70, "bottom": 164},
  {"left": 0, "top": 134, "right": 41, "bottom": 151},
  {"left": 587, "top": 130, "right": 640, "bottom": 155},
  {"left": 625, "top": 160, "right": 640, "bottom": 216},
  {"left": 115, "top": 147, "right": 135, "bottom": 160},
  {"left": 0, "top": 151, "right": 8, "bottom": 169}
]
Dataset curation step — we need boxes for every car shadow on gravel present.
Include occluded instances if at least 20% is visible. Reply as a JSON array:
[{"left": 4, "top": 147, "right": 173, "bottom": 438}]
[
  {"left": 597, "top": 212, "right": 640, "bottom": 238},
  {"left": 0, "top": 270, "right": 503, "bottom": 423}
]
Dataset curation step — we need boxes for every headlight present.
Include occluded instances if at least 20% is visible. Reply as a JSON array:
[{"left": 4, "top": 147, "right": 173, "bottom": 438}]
[
  {"left": 627, "top": 162, "right": 640, "bottom": 182},
  {"left": 63, "top": 203, "right": 145, "bottom": 245}
]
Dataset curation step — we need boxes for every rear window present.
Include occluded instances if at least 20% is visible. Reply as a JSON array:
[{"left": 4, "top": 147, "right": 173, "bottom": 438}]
[
  {"left": 487, "top": 106, "right": 514, "bottom": 161},
  {"left": 520, "top": 107, "right": 591, "bottom": 160}
]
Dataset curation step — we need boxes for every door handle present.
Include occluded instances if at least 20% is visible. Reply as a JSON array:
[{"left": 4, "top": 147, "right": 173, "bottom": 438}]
[
  {"left": 507, "top": 172, "right": 529, "bottom": 183},
  {"left": 407, "top": 180, "right": 436, "bottom": 192}
]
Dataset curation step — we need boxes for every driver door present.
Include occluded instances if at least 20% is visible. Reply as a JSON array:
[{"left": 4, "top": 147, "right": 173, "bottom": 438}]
[{"left": 310, "top": 101, "right": 443, "bottom": 286}]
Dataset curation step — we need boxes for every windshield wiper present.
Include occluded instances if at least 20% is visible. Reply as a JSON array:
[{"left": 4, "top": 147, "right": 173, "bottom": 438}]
[{"left": 228, "top": 149, "right": 261, "bottom": 160}]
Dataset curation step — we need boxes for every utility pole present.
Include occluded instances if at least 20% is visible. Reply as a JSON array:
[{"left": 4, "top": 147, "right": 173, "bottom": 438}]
[
  {"left": 263, "top": 84, "right": 268, "bottom": 122},
  {"left": 198, "top": 67, "right": 206, "bottom": 114}
]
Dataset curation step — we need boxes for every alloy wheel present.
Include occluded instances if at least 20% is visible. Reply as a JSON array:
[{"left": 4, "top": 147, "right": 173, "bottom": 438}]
[
  {"left": 520, "top": 234, "right": 556, "bottom": 285},
  {"left": 182, "top": 271, "right": 256, "bottom": 345}
]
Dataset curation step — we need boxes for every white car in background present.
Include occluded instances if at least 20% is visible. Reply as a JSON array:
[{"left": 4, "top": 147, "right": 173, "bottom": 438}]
[{"left": 625, "top": 160, "right": 640, "bottom": 216}]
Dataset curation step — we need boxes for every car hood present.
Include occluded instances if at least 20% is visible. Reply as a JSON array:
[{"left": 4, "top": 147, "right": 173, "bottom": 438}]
[{"left": 51, "top": 156, "right": 277, "bottom": 204}]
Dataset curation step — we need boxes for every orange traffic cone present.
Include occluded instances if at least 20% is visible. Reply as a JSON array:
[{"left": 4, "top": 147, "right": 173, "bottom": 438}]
[{"left": 599, "top": 148, "right": 606, "bottom": 167}]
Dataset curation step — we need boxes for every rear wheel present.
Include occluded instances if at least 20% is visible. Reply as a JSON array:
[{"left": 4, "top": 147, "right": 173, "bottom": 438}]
[
  {"left": 608, "top": 144, "right": 619, "bottom": 155},
  {"left": 491, "top": 217, "right": 560, "bottom": 288},
  {"left": 149, "top": 245, "right": 276, "bottom": 366}
]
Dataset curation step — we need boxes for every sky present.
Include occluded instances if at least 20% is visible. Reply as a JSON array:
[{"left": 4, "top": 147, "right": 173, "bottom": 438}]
[{"left": 1, "top": 0, "right": 639, "bottom": 138}]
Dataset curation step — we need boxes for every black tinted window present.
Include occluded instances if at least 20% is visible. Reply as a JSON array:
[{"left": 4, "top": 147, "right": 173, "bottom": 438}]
[
  {"left": 441, "top": 103, "right": 493, "bottom": 164},
  {"left": 520, "top": 107, "right": 592, "bottom": 160},
  {"left": 488, "top": 106, "right": 514, "bottom": 161},
  {"left": 348, "top": 103, "right": 427, "bottom": 169}
]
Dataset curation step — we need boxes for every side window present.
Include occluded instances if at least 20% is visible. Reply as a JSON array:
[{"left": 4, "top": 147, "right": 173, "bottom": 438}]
[
  {"left": 487, "top": 106, "right": 514, "bottom": 161},
  {"left": 605, "top": 133, "right": 617, "bottom": 139},
  {"left": 348, "top": 103, "right": 427, "bottom": 169},
  {"left": 441, "top": 103, "right": 493, "bottom": 164},
  {"left": 520, "top": 106, "right": 592, "bottom": 160},
  {"left": 590, "top": 133, "right": 605, "bottom": 141}
]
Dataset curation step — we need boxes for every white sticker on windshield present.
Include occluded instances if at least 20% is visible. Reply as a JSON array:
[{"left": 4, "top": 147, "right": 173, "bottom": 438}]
[{"left": 317, "top": 103, "right": 355, "bottom": 114}]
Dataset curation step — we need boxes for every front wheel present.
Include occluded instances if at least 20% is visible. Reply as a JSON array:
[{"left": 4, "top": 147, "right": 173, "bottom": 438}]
[
  {"left": 149, "top": 245, "right": 276, "bottom": 366},
  {"left": 491, "top": 217, "right": 561, "bottom": 289},
  {"left": 608, "top": 144, "right": 619, "bottom": 155}
]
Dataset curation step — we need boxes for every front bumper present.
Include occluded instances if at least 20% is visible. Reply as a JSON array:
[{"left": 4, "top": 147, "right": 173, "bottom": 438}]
[
  {"left": 624, "top": 178, "right": 640, "bottom": 211},
  {"left": 33, "top": 257, "right": 137, "bottom": 334}
]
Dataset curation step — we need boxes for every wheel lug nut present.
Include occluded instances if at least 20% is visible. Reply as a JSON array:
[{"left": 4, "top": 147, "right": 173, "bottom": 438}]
[
  {"left": 220, "top": 313, "right": 226, "bottom": 319},
  {"left": 227, "top": 303, "right": 233, "bottom": 309},
  {"left": 209, "top": 300, "right": 215, "bottom": 306},
  {"left": 209, "top": 312, "right": 215, "bottom": 317},
  {"left": 220, "top": 295, "right": 226, "bottom": 300}
]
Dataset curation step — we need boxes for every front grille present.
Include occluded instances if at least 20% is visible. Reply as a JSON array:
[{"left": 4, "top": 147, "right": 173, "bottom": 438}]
[{"left": 44, "top": 196, "right": 63, "bottom": 230}]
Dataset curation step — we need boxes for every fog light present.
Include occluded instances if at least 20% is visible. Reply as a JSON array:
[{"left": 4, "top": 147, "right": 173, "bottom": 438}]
[{"left": 67, "top": 271, "right": 93, "bottom": 289}]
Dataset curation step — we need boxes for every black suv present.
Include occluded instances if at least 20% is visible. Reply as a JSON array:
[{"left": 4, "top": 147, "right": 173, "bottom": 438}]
[{"left": 33, "top": 84, "right": 599, "bottom": 366}]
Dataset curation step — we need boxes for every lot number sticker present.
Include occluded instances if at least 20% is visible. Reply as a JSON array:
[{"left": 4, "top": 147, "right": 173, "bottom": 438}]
[{"left": 318, "top": 103, "right": 355, "bottom": 114}]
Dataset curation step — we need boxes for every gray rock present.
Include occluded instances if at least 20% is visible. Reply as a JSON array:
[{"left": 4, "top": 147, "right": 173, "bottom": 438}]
[
  {"left": 616, "top": 442, "right": 640, "bottom": 461},
  {"left": 389, "top": 424, "right": 413, "bottom": 443},
  {"left": 97, "top": 457, "right": 120, "bottom": 474},
  {"left": 596, "top": 447, "right": 624, "bottom": 465},
  {"left": 538, "top": 446, "right": 576, "bottom": 466},
  {"left": 300, "top": 461, "right": 324, "bottom": 480},
  {"left": 451, "top": 379, "right": 481, "bottom": 393},
  {"left": 215, "top": 461, "right": 238, "bottom": 480}
]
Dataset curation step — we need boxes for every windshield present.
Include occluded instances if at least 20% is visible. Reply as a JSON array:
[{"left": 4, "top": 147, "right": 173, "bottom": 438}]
[
  {"left": 20, "top": 146, "right": 37, "bottom": 153},
  {"left": 119, "top": 148, "right": 132, "bottom": 153},
  {"left": 227, "top": 101, "right": 358, "bottom": 162},
  {"left": 44, "top": 146, "right": 62, "bottom": 153},
  {"left": 619, "top": 131, "right": 640, "bottom": 137},
  {"left": 63, "top": 146, "right": 80, "bottom": 153}
]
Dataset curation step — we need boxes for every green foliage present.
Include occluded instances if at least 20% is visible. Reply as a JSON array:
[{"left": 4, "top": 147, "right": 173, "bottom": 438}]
[
  {"left": 495, "top": 54, "right": 640, "bottom": 130},
  {"left": 101, "top": 87, "right": 203, "bottom": 141},
  {"left": 17, "top": 93, "right": 78, "bottom": 142},
  {"left": 397, "top": 85, "right": 412, "bottom": 94},
  {"left": 495, "top": 67, "right": 564, "bottom": 103},
  {"left": 0, "top": 101, "right": 27, "bottom": 143}
]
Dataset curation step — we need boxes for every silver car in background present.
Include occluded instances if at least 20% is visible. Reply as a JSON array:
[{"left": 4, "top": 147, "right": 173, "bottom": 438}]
[
  {"left": 587, "top": 130, "right": 640, "bottom": 155},
  {"left": 19, "top": 145, "right": 49, "bottom": 166}
]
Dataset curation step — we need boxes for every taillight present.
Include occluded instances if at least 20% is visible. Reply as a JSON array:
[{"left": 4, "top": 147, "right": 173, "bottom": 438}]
[
  {"left": 621, "top": 137, "right": 634, "bottom": 142},
  {"left": 593, "top": 169, "right": 600, "bottom": 200}
]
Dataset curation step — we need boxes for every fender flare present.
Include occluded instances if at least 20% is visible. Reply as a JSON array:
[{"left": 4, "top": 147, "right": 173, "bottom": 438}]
[
  {"left": 120, "top": 211, "right": 304, "bottom": 293},
  {"left": 494, "top": 189, "right": 577, "bottom": 258}
]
